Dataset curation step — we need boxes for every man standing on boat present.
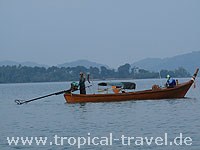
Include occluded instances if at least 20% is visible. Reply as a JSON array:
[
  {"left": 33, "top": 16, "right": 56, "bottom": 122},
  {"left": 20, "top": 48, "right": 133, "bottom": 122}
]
[
  {"left": 166, "top": 75, "right": 176, "bottom": 88},
  {"left": 79, "top": 72, "right": 86, "bottom": 94}
]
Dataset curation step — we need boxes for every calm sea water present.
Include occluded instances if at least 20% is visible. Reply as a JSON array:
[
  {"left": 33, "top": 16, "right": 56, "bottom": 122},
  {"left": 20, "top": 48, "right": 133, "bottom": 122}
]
[{"left": 0, "top": 78, "right": 200, "bottom": 150}]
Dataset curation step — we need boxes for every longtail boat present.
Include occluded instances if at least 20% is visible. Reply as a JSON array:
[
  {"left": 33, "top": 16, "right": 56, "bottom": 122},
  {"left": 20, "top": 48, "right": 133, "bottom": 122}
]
[{"left": 64, "top": 68, "right": 199, "bottom": 103}]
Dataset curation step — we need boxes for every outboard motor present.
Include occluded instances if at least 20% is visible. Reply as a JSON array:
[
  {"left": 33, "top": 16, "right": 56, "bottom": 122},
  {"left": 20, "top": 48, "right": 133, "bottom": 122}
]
[{"left": 70, "top": 82, "right": 79, "bottom": 91}]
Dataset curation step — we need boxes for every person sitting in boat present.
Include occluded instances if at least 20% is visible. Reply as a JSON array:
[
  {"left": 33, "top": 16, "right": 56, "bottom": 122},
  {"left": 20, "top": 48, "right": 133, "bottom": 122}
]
[{"left": 165, "top": 75, "right": 176, "bottom": 88}]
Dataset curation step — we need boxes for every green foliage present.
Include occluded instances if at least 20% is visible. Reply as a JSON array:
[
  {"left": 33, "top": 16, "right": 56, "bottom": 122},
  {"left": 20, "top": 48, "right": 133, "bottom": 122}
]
[
  {"left": 0, "top": 64, "right": 191, "bottom": 83},
  {"left": 117, "top": 63, "right": 131, "bottom": 78}
]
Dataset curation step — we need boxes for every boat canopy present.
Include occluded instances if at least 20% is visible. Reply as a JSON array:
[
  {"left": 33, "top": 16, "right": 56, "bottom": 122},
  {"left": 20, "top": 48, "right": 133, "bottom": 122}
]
[{"left": 98, "top": 82, "right": 136, "bottom": 90}]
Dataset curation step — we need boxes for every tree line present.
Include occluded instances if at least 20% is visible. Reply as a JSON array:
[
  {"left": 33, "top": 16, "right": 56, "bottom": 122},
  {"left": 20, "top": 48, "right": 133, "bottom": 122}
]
[{"left": 0, "top": 64, "right": 190, "bottom": 83}]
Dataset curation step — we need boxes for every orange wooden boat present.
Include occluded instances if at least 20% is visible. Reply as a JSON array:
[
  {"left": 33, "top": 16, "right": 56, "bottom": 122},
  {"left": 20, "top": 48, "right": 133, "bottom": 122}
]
[{"left": 64, "top": 68, "right": 199, "bottom": 103}]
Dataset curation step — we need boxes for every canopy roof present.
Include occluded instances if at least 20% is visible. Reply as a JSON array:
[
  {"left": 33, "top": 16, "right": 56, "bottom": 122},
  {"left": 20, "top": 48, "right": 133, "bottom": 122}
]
[{"left": 98, "top": 82, "right": 136, "bottom": 89}]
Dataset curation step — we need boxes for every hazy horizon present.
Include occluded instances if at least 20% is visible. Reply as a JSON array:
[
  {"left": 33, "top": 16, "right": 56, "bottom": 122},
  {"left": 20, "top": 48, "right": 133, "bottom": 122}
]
[
  {"left": 1, "top": 0, "right": 200, "bottom": 68},
  {"left": 0, "top": 51, "right": 199, "bottom": 68}
]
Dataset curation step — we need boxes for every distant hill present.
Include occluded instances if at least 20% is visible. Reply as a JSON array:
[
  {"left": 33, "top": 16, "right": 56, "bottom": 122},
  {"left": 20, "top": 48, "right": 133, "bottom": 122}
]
[
  {"left": 58, "top": 59, "right": 108, "bottom": 68},
  {"left": 0, "top": 60, "right": 48, "bottom": 68},
  {"left": 131, "top": 51, "right": 200, "bottom": 73},
  {"left": 1, "top": 51, "right": 199, "bottom": 73}
]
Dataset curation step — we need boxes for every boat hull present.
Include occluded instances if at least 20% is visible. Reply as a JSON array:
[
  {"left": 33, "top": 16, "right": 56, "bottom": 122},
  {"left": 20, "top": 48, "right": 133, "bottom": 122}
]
[{"left": 64, "top": 80, "right": 194, "bottom": 103}]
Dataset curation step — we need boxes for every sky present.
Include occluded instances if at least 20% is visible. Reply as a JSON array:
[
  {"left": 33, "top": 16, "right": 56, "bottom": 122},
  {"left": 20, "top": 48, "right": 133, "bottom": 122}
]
[{"left": 0, "top": 0, "right": 200, "bottom": 68}]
